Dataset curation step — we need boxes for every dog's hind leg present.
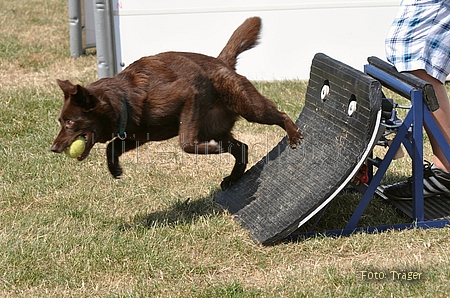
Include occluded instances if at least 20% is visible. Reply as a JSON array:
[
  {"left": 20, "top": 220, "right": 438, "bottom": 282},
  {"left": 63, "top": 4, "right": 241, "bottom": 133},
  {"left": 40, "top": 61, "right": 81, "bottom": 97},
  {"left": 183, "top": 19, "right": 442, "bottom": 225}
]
[
  {"left": 219, "top": 136, "right": 248, "bottom": 190},
  {"left": 178, "top": 88, "right": 251, "bottom": 189},
  {"left": 107, "top": 138, "right": 144, "bottom": 178},
  {"left": 179, "top": 131, "right": 223, "bottom": 155},
  {"left": 213, "top": 73, "right": 303, "bottom": 147},
  {"left": 179, "top": 130, "right": 248, "bottom": 190}
]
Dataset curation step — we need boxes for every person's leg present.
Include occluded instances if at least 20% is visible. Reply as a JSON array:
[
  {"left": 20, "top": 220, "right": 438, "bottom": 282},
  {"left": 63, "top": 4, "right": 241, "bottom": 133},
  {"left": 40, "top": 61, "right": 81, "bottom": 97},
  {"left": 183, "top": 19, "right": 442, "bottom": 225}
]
[
  {"left": 410, "top": 69, "right": 450, "bottom": 172},
  {"left": 382, "top": 70, "right": 450, "bottom": 200}
]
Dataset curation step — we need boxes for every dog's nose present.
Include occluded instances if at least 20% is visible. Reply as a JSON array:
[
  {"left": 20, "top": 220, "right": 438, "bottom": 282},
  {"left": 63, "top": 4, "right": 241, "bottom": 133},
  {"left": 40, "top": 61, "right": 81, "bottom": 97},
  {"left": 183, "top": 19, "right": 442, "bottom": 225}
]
[{"left": 51, "top": 143, "right": 61, "bottom": 153}]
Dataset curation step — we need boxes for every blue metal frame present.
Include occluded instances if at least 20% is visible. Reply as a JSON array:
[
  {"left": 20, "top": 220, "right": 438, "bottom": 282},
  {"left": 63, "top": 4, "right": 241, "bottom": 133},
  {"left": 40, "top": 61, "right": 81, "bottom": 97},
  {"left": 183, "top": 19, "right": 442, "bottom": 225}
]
[{"left": 297, "top": 63, "right": 450, "bottom": 238}]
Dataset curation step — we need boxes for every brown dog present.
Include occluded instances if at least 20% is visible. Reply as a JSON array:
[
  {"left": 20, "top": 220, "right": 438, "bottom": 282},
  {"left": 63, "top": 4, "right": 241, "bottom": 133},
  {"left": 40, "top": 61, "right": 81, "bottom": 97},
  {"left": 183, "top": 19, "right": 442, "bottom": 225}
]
[{"left": 51, "top": 17, "right": 302, "bottom": 190}]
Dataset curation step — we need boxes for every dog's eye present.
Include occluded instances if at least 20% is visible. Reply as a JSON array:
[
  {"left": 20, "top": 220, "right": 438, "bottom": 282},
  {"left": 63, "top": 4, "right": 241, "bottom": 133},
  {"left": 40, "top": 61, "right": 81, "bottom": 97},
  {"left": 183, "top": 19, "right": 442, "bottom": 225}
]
[{"left": 65, "top": 120, "right": 74, "bottom": 128}]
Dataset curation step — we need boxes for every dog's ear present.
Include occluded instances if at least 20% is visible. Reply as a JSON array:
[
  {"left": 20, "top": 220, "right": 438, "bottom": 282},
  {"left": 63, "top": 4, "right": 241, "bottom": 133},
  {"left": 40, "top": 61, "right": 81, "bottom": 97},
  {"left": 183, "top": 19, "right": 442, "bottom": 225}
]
[
  {"left": 56, "top": 79, "right": 77, "bottom": 99},
  {"left": 71, "top": 84, "right": 97, "bottom": 110},
  {"left": 56, "top": 79, "right": 97, "bottom": 110}
]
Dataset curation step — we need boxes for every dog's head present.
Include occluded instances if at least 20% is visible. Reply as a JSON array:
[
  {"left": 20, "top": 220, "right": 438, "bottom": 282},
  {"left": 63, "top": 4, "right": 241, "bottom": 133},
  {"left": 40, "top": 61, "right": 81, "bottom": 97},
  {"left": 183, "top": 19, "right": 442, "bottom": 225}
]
[{"left": 51, "top": 79, "right": 102, "bottom": 161}]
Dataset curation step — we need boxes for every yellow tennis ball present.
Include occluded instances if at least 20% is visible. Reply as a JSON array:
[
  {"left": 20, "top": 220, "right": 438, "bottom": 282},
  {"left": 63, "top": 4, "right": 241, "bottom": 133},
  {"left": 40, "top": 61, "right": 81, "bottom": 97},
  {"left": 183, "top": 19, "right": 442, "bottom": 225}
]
[{"left": 65, "top": 136, "right": 86, "bottom": 158}]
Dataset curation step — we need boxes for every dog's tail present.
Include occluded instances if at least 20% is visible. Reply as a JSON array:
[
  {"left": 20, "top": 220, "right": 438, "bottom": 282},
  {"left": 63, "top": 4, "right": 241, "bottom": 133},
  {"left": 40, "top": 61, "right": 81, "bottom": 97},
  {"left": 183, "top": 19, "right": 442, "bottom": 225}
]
[{"left": 218, "top": 17, "right": 261, "bottom": 70}]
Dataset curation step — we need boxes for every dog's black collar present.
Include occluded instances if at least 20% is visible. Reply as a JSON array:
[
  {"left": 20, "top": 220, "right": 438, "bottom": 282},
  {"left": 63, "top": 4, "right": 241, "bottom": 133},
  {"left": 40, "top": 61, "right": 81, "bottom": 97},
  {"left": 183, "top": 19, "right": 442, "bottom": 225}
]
[{"left": 118, "top": 98, "right": 128, "bottom": 140}]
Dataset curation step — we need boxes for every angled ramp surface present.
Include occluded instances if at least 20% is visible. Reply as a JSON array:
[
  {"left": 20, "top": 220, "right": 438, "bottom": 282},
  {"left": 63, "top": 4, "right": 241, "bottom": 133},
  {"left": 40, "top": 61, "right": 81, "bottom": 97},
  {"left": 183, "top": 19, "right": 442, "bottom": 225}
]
[{"left": 214, "top": 53, "right": 382, "bottom": 245}]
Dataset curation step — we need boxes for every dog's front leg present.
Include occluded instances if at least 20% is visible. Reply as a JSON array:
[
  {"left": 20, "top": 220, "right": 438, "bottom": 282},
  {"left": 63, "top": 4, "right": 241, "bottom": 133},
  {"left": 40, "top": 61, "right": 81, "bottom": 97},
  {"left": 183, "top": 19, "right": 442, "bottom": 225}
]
[{"left": 106, "top": 138, "right": 140, "bottom": 178}]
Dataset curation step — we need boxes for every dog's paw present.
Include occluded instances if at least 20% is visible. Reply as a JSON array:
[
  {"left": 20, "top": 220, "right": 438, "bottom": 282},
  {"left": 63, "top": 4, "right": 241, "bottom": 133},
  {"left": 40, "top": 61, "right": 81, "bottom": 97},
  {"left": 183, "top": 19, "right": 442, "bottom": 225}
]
[
  {"left": 287, "top": 130, "right": 303, "bottom": 149},
  {"left": 108, "top": 163, "right": 123, "bottom": 179},
  {"left": 221, "top": 176, "right": 236, "bottom": 191}
]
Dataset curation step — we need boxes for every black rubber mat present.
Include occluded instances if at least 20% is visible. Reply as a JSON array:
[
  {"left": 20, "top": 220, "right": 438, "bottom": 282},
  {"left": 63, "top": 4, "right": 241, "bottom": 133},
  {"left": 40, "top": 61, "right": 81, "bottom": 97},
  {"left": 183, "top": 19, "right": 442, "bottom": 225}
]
[
  {"left": 214, "top": 53, "right": 382, "bottom": 245},
  {"left": 377, "top": 186, "right": 450, "bottom": 221}
]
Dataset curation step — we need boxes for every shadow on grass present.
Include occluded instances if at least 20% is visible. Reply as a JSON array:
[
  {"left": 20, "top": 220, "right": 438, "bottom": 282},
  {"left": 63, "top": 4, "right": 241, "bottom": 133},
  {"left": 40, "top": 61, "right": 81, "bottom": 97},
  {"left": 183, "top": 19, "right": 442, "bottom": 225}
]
[
  {"left": 120, "top": 194, "right": 226, "bottom": 230},
  {"left": 119, "top": 171, "right": 416, "bottom": 242}
]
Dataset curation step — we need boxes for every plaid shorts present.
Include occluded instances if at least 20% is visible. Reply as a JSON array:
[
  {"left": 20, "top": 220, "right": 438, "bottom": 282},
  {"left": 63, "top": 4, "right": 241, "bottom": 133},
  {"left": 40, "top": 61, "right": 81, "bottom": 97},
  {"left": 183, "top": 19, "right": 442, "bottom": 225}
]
[{"left": 385, "top": 0, "right": 450, "bottom": 83}]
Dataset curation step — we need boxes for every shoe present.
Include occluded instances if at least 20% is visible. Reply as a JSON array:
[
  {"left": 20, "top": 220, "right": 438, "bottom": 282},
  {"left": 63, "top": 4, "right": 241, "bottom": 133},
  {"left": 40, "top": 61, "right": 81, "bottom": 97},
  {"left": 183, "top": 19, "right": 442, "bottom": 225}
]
[{"left": 383, "top": 162, "right": 450, "bottom": 200}]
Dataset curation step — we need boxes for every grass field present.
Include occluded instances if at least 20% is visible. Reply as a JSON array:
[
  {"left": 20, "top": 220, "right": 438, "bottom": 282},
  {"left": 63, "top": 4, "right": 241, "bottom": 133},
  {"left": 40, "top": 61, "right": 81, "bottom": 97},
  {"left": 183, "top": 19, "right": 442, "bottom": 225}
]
[{"left": 1, "top": 1, "right": 450, "bottom": 297}]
